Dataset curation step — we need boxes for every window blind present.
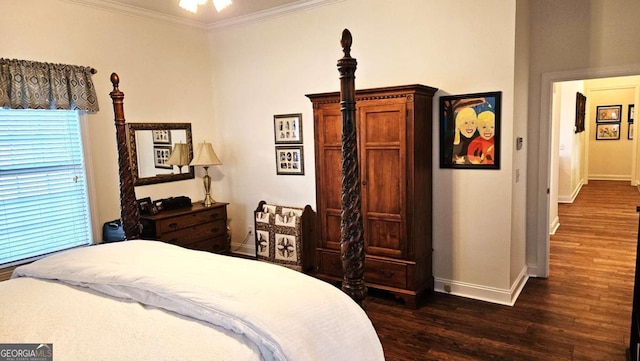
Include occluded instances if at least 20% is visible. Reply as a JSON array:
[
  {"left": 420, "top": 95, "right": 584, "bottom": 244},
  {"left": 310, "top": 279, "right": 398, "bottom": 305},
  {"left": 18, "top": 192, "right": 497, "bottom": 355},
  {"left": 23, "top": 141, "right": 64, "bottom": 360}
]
[{"left": 0, "top": 109, "right": 92, "bottom": 266}]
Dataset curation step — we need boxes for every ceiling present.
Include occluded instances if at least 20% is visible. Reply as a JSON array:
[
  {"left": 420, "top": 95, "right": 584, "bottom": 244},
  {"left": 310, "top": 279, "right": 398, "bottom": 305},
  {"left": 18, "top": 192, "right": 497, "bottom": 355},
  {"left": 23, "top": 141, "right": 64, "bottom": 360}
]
[{"left": 105, "top": 0, "right": 303, "bottom": 26}]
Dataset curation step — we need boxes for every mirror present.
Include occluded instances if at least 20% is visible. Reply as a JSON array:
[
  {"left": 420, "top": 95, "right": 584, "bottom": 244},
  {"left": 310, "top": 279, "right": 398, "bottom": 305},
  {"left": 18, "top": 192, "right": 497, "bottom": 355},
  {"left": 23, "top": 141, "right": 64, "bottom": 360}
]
[{"left": 126, "top": 123, "right": 194, "bottom": 186}]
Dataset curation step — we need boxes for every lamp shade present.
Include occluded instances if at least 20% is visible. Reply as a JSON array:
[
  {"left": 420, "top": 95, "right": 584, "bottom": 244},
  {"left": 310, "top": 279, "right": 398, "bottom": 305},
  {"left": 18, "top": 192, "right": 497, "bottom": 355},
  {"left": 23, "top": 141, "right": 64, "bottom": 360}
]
[
  {"left": 190, "top": 142, "right": 222, "bottom": 166},
  {"left": 165, "top": 143, "right": 190, "bottom": 166}
]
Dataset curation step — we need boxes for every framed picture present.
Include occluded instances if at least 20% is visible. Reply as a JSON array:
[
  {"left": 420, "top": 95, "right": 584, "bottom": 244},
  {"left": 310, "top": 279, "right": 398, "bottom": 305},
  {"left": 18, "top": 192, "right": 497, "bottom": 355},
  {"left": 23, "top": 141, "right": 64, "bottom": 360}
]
[
  {"left": 629, "top": 104, "right": 635, "bottom": 123},
  {"left": 439, "top": 91, "right": 501, "bottom": 169},
  {"left": 629, "top": 123, "right": 634, "bottom": 140},
  {"left": 575, "top": 92, "right": 586, "bottom": 133},
  {"left": 596, "top": 105, "right": 622, "bottom": 123},
  {"left": 136, "top": 197, "right": 155, "bottom": 215},
  {"left": 153, "top": 146, "right": 172, "bottom": 169},
  {"left": 274, "top": 113, "right": 303, "bottom": 144},
  {"left": 595, "top": 123, "right": 620, "bottom": 140},
  {"left": 275, "top": 146, "right": 304, "bottom": 175},
  {"left": 152, "top": 129, "right": 172, "bottom": 144}
]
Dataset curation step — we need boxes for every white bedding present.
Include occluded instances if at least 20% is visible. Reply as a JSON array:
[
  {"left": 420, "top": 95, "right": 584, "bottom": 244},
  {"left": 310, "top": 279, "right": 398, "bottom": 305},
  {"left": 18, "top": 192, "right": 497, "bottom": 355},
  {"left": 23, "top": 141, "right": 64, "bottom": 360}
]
[{"left": 2, "top": 240, "right": 384, "bottom": 361}]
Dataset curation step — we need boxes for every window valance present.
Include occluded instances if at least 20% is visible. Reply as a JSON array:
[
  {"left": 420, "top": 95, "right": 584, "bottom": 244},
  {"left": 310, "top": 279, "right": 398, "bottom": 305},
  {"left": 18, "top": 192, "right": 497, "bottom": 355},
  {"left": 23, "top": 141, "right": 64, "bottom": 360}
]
[{"left": 0, "top": 58, "right": 98, "bottom": 112}]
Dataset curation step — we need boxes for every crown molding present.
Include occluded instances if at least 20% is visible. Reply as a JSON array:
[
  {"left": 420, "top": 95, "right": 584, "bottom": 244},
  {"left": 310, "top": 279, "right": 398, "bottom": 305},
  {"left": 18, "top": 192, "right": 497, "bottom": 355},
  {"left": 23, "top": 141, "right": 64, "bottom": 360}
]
[
  {"left": 208, "top": 0, "right": 343, "bottom": 31},
  {"left": 60, "top": 0, "right": 343, "bottom": 31},
  {"left": 61, "top": 0, "right": 210, "bottom": 29}
]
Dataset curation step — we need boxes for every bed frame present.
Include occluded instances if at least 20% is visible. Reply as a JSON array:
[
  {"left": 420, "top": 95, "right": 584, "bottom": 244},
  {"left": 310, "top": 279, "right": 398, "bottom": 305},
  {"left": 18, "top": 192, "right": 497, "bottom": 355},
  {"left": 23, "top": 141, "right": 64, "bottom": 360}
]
[{"left": 108, "top": 29, "right": 367, "bottom": 305}]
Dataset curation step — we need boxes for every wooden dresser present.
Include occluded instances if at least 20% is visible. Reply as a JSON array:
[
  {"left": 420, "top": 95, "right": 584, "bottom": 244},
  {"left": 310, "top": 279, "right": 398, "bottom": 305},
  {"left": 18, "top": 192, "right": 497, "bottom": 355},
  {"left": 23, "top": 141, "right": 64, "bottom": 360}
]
[
  {"left": 307, "top": 84, "right": 437, "bottom": 308},
  {"left": 140, "top": 202, "right": 229, "bottom": 254}
]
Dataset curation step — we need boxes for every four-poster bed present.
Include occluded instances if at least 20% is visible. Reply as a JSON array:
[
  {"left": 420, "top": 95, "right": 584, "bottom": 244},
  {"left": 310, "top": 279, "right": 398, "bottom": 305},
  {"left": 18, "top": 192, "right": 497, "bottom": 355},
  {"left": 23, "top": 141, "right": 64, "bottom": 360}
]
[{"left": 0, "top": 30, "right": 382, "bottom": 360}]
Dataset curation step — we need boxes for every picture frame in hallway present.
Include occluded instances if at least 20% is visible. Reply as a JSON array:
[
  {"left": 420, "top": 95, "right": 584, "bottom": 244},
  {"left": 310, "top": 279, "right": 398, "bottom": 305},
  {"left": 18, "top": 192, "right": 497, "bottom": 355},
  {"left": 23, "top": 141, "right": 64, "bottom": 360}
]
[
  {"left": 574, "top": 92, "right": 586, "bottom": 133},
  {"left": 596, "top": 104, "right": 622, "bottom": 123},
  {"left": 595, "top": 123, "right": 620, "bottom": 140},
  {"left": 275, "top": 146, "right": 304, "bottom": 175},
  {"left": 629, "top": 123, "right": 634, "bottom": 140},
  {"left": 274, "top": 113, "right": 303, "bottom": 144},
  {"left": 439, "top": 91, "right": 501, "bottom": 169},
  {"left": 629, "top": 104, "right": 635, "bottom": 123}
]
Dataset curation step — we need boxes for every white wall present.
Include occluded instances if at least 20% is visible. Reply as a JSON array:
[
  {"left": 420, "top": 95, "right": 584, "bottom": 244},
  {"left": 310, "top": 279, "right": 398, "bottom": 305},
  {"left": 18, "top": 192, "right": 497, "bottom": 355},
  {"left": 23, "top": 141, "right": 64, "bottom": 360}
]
[
  {"left": 0, "top": 0, "right": 216, "bottom": 240},
  {"left": 557, "top": 81, "right": 585, "bottom": 203},
  {"left": 210, "top": 0, "right": 524, "bottom": 304}
]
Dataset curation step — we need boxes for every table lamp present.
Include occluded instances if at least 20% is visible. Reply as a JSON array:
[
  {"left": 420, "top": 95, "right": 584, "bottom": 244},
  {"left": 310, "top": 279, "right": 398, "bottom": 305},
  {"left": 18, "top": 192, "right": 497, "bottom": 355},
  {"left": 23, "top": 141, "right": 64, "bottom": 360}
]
[
  {"left": 165, "top": 142, "right": 190, "bottom": 174},
  {"left": 190, "top": 141, "right": 222, "bottom": 207}
]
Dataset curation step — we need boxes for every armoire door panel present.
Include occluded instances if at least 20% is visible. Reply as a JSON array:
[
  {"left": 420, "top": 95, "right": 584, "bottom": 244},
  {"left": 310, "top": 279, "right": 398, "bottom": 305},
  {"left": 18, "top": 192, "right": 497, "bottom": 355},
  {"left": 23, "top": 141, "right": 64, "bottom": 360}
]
[
  {"left": 360, "top": 104, "right": 406, "bottom": 145},
  {"left": 364, "top": 149, "right": 402, "bottom": 215},
  {"left": 322, "top": 149, "right": 343, "bottom": 210},
  {"left": 366, "top": 218, "right": 402, "bottom": 257},
  {"left": 324, "top": 211, "right": 342, "bottom": 250},
  {"left": 320, "top": 110, "right": 342, "bottom": 146}
]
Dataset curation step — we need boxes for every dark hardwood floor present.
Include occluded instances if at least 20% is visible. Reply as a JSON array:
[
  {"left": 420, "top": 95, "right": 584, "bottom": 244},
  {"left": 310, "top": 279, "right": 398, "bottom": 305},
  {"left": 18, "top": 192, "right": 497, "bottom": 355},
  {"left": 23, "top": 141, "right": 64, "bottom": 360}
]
[{"left": 364, "top": 180, "right": 639, "bottom": 360}]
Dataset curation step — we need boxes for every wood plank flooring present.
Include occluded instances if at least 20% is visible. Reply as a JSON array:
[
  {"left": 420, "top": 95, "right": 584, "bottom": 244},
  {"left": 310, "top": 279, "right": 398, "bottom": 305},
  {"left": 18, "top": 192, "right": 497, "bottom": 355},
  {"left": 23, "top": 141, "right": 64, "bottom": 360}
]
[{"left": 363, "top": 180, "right": 639, "bottom": 360}]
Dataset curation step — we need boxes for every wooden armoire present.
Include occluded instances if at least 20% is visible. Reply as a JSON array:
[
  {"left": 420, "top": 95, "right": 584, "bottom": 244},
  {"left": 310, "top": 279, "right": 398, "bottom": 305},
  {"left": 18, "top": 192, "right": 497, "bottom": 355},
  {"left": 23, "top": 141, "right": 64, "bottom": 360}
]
[{"left": 307, "top": 84, "right": 437, "bottom": 308}]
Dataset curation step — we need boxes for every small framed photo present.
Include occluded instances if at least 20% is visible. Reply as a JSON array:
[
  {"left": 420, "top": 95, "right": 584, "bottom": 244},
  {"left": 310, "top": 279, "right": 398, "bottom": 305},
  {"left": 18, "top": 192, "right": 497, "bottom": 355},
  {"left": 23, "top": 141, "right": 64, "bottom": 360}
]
[
  {"left": 274, "top": 113, "right": 303, "bottom": 144},
  {"left": 153, "top": 146, "right": 172, "bottom": 169},
  {"left": 152, "top": 129, "right": 172, "bottom": 144},
  {"left": 595, "top": 123, "right": 620, "bottom": 140},
  {"left": 275, "top": 146, "right": 304, "bottom": 175},
  {"left": 629, "top": 123, "right": 634, "bottom": 140},
  {"left": 596, "top": 105, "right": 622, "bottom": 123},
  {"left": 136, "top": 197, "right": 154, "bottom": 215},
  {"left": 439, "top": 91, "right": 501, "bottom": 169},
  {"left": 629, "top": 104, "right": 635, "bottom": 123}
]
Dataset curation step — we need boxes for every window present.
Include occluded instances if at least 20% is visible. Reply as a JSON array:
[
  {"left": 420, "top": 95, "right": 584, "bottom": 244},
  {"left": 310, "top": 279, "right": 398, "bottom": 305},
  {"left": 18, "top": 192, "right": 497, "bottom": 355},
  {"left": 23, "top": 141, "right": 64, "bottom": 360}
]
[{"left": 0, "top": 109, "right": 92, "bottom": 266}]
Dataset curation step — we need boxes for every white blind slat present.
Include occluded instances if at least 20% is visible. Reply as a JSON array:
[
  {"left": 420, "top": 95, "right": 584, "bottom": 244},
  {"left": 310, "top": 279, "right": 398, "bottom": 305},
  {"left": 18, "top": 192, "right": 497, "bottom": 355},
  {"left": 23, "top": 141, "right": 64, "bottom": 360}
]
[{"left": 0, "top": 109, "right": 92, "bottom": 265}]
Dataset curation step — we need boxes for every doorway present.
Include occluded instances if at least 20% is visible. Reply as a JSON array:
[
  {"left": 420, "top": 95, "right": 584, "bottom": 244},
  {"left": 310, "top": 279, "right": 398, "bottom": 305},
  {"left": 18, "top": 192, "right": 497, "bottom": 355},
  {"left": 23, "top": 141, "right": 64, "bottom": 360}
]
[{"left": 535, "top": 68, "right": 640, "bottom": 278}]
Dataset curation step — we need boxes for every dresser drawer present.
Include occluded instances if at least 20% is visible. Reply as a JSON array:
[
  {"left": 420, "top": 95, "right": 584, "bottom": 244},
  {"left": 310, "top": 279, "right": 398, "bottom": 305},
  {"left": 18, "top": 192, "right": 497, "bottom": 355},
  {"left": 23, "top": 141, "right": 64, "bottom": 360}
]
[
  {"left": 157, "top": 207, "right": 227, "bottom": 234},
  {"left": 318, "top": 250, "right": 407, "bottom": 288},
  {"left": 319, "top": 251, "right": 343, "bottom": 278},
  {"left": 160, "top": 219, "right": 226, "bottom": 246},
  {"left": 365, "top": 258, "right": 407, "bottom": 289}
]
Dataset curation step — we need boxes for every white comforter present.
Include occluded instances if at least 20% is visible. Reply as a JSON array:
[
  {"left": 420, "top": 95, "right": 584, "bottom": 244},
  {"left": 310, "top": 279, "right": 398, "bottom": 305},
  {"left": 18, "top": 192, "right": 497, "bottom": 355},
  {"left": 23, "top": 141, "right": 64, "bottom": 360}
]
[{"left": 6, "top": 240, "right": 384, "bottom": 361}]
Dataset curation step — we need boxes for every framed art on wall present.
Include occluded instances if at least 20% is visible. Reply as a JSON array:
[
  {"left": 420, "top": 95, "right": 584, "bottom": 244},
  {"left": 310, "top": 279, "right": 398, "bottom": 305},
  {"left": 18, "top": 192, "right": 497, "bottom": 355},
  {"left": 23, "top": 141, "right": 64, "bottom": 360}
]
[
  {"left": 275, "top": 146, "right": 304, "bottom": 175},
  {"left": 153, "top": 146, "right": 172, "bottom": 169},
  {"left": 596, "top": 105, "right": 622, "bottom": 123},
  {"left": 575, "top": 92, "right": 586, "bottom": 133},
  {"left": 152, "top": 129, "right": 172, "bottom": 144},
  {"left": 595, "top": 123, "right": 620, "bottom": 140},
  {"left": 274, "top": 113, "right": 303, "bottom": 144},
  {"left": 439, "top": 91, "right": 501, "bottom": 169}
]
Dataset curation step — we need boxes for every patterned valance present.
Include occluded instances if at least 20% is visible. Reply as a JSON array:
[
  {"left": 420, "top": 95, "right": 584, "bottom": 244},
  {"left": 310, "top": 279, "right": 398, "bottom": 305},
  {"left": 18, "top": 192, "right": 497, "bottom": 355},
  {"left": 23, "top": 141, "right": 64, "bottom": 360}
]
[{"left": 0, "top": 58, "right": 98, "bottom": 112}]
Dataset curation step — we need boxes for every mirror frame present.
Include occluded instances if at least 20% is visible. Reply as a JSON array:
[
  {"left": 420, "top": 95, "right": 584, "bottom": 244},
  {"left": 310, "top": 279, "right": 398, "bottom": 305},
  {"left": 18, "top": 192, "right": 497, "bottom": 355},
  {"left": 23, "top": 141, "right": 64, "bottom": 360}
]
[{"left": 126, "top": 122, "right": 194, "bottom": 186}]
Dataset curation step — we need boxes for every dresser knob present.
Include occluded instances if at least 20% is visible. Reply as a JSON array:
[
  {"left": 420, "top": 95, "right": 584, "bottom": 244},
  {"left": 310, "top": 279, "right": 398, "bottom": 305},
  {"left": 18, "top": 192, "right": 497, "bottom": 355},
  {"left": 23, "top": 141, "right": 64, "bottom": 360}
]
[
  {"left": 212, "top": 227, "right": 220, "bottom": 233},
  {"left": 168, "top": 222, "right": 178, "bottom": 229},
  {"left": 381, "top": 269, "right": 395, "bottom": 278}
]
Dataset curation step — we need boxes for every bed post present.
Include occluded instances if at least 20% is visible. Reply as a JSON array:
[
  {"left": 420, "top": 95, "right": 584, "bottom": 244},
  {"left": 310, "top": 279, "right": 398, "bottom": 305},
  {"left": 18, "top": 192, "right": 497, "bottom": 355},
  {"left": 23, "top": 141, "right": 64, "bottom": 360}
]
[
  {"left": 109, "top": 73, "right": 140, "bottom": 240},
  {"left": 338, "top": 29, "right": 367, "bottom": 305}
]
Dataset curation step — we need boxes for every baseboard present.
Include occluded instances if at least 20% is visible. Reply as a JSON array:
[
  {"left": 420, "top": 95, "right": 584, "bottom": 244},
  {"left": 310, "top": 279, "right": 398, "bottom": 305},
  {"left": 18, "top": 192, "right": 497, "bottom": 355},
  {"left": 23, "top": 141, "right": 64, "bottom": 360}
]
[
  {"left": 434, "top": 266, "right": 529, "bottom": 306},
  {"left": 230, "top": 242, "right": 254, "bottom": 257},
  {"left": 549, "top": 216, "right": 560, "bottom": 235},
  {"left": 588, "top": 175, "right": 631, "bottom": 181},
  {"left": 558, "top": 180, "right": 583, "bottom": 203}
]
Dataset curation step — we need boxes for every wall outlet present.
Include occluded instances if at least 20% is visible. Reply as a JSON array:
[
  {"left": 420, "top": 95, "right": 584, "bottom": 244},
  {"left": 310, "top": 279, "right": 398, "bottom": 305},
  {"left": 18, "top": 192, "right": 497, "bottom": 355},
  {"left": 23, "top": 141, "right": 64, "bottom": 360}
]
[{"left": 247, "top": 225, "right": 253, "bottom": 235}]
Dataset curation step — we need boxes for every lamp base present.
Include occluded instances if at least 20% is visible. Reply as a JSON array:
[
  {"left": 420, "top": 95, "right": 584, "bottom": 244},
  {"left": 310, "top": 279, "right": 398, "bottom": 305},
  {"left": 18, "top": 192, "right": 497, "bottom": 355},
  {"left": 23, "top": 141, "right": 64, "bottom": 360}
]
[
  {"left": 202, "top": 166, "right": 216, "bottom": 207},
  {"left": 203, "top": 194, "right": 216, "bottom": 207}
]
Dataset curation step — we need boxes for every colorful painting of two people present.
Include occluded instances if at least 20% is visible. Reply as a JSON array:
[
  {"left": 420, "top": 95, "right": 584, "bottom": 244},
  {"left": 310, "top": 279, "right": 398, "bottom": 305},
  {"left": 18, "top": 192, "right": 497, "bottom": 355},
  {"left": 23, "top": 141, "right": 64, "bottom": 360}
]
[{"left": 439, "top": 91, "right": 502, "bottom": 169}]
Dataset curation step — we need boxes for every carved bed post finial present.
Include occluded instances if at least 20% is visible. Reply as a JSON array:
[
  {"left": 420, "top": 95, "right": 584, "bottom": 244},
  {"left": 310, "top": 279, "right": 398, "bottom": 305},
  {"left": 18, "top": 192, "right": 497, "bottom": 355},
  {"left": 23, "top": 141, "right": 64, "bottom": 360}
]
[
  {"left": 337, "top": 29, "right": 367, "bottom": 306},
  {"left": 109, "top": 73, "right": 140, "bottom": 240}
]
